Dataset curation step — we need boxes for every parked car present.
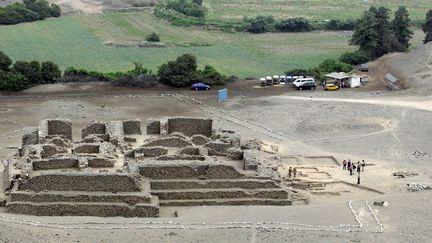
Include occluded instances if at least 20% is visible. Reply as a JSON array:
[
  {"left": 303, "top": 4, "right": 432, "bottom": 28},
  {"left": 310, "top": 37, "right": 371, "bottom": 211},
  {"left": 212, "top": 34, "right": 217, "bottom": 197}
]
[
  {"left": 279, "top": 75, "right": 286, "bottom": 83},
  {"left": 296, "top": 80, "right": 316, "bottom": 90},
  {"left": 293, "top": 78, "right": 315, "bottom": 88},
  {"left": 191, "top": 83, "right": 210, "bottom": 90},
  {"left": 259, "top": 78, "right": 267, "bottom": 87},
  {"left": 265, "top": 76, "right": 273, "bottom": 86},
  {"left": 324, "top": 83, "right": 339, "bottom": 91}
]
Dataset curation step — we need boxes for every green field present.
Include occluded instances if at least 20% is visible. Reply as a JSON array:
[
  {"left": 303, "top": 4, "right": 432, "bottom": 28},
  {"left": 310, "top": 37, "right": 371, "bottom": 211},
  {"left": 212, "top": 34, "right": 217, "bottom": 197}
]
[
  {"left": 202, "top": 0, "right": 431, "bottom": 21},
  {"left": 0, "top": 0, "right": 428, "bottom": 78}
]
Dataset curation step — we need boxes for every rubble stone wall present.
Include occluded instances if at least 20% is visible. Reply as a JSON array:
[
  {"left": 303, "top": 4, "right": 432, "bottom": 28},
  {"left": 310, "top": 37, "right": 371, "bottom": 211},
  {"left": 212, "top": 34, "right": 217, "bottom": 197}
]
[
  {"left": 19, "top": 173, "right": 142, "bottom": 192},
  {"left": 167, "top": 118, "right": 212, "bottom": 137},
  {"left": 82, "top": 122, "right": 106, "bottom": 139},
  {"left": 47, "top": 120, "right": 72, "bottom": 140},
  {"left": 123, "top": 120, "right": 142, "bottom": 135}
]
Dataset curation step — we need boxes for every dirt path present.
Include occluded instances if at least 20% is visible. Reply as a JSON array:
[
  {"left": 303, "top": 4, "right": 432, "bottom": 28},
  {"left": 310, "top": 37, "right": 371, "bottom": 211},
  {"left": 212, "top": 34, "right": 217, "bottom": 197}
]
[
  {"left": 56, "top": 0, "right": 103, "bottom": 14},
  {"left": 279, "top": 95, "right": 432, "bottom": 111}
]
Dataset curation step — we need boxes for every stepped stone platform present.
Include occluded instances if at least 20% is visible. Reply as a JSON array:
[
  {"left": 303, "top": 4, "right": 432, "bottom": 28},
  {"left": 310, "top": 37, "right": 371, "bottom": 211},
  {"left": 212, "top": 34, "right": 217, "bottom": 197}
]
[{"left": 2, "top": 117, "right": 305, "bottom": 217}]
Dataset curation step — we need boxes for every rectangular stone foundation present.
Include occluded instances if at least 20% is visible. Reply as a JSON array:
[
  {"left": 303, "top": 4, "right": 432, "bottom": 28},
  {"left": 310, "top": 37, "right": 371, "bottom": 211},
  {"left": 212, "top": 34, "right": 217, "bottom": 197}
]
[{"left": 7, "top": 198, "right": 159, "bottom": 217}]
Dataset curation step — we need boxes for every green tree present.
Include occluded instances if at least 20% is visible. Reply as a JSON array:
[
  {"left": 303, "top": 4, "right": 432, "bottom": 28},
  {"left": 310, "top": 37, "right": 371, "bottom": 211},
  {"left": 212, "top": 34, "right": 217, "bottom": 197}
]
[
  {"left": 146, "top": 32, "right": 160, "bottom": 42},
  {"left": 40, "top": 61, "right": 61, "bottom": 84},
  {"left": 423, "top": 10, "right": 432, "bottom": 44},
  {"left": 12, "top": 61, "right": 41, "bottom": 84},
  {"left": 158, "top": 54, "right": 200, "bottom": 87},
  {"left": 49, "top": 3, "right": 61, "bottom": 17},
  {"left": 319, "top": 59, "right": 354, "bottom": 73},
  {"left": 0, "top": 51, "right": 12, "bottom": 71},
  {"left": 351, "top": 7, "right": 393, "bottom": 59},
  {"left": 192, "top": 0, "right": 203, "bottom": 5},
  {"left": 199, "top": 65, "right": 227, "bottom": 85},
  {"left": 392, "top": 6, "right": 413, "bottom": 50},
  {"left": 339, "top": 51, "right": 369, "bottom": 65},
  {"left": 0, "top": 70, "right": 29, "bottom": 91}
]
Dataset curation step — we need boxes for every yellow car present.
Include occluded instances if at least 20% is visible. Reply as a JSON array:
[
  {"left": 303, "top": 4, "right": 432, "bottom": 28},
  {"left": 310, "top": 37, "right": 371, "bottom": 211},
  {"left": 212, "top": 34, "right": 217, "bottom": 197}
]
[{"left": 324, "top": 84, "right": 339, "bottom": 91}]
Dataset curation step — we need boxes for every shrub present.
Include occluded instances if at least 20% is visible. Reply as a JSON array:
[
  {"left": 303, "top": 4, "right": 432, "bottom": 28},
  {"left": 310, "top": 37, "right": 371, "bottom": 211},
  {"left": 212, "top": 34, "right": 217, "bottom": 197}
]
[
  {"left": 326, "top": 19, "right": 356, "bottom": 30},
  {"left": 41, "top": 61, "right": 61, "bottom": 84},
  {"left": 146, "top": 32, "right": 160, "bottom": 42},
  {"left": 318, "top": 59, "right": 354, "bottom": 73},
  {"left": 0, "top": 0, "right": 61, "bottom": 25},
  {"left": 192, "top": 0, "right": 203, "bottom": 5},
  {"left": 244, "top": 15, "right": 275, "bottom": 33},
  {"left": 111, "top": 74, "right": 158, "bottom": 88},
  {"left": 199, "top": 65, "right": 227, "bottom": 85},
  {"left": 0, "top": 51, "right": 12, "bottom": 71},
  {"left": 158, "top": 54, "right": 200, "bottom": 87},
  {"left": 12, "top": 60, "right": 42, "bottom": 84},
  {"left": 166, "top": 0, "right": 205, "bottom": 18},
  {"left": 339, "top": 51, "right": 369, "bottom": 65},
  {"left": 275, "top": 18, "right": 311, "bottom": 32},
  {"left": 0, "top": 70, "right": 29, "bottom": 91}
]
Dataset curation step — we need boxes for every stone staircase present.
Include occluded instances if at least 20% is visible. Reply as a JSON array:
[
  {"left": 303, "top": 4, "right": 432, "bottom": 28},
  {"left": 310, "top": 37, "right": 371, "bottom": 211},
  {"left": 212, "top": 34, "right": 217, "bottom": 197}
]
[
  {"left": 134, "top": 160, "right": 294, "bottom": 206},
  {"left": 7, "top": 172, "right": 159, "bottom": 217}
]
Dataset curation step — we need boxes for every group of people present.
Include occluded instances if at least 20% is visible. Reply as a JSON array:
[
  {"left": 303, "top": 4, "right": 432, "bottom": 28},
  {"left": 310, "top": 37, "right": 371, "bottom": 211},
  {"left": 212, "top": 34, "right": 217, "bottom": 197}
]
[
  {"left": 287, "top": 167, "right": 297, "bottom": 179},
  {"left": 342, "top": 159, "right": 365, "bottom": 185}
]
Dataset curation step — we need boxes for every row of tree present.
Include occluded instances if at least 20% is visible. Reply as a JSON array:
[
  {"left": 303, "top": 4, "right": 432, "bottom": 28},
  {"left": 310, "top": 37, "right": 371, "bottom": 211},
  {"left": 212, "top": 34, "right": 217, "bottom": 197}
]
[
  {"left": 350, "top": 6, "right": 413, "bottom": 59},
  {"left": 0, "top": 51, "right": 61, "bottom": 91},
  {"left": 0, "top": 0, "right": 60, "bottom": 25}
]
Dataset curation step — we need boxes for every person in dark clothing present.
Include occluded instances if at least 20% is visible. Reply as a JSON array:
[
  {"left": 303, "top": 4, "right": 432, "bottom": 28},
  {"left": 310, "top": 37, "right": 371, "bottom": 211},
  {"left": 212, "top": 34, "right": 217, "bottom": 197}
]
[
  {"left": 357, "top": 173, "right": 361, "bottom": 185},
  {"left": 361, "top": 160, "right": 366, "bottom": 172},
  {"left": 293, "top": 167, "right": 297, "bottom": 178},
  {"left": 288, "top": 167, "right": 292, "bottom": 179},
  {"left": 349, "top": 164, "right": 353, "bottom": 176},
  {"left": 342, "top": 160, "right": 347, "bottom": 170},
  {"left": 357, "top": 161, "right": 361, "bottom": 174}
]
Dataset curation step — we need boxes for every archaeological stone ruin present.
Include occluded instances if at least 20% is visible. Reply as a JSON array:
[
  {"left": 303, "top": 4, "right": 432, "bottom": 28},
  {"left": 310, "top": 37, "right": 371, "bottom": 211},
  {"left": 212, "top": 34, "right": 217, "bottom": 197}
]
[{"left": 1, "top": 117, "right": 304, "bottom": 217}]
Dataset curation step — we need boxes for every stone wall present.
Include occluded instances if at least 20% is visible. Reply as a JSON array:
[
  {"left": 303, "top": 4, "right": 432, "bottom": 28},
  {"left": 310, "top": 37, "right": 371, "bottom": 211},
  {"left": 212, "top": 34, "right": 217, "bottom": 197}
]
[
  {"left": 146, "top": 119, "right": 161, "bottom": 135},
  {"left": 81, "top": 121, "right": 106, "bottom": 139},
  {"left": 46, "top": 119, "right": 72, "bottom": 140},
  {"left": 143, "top": 137, "right": 193, "bottom": 148},
  {"left": 22, "top": 128, "right": 38, "bottom": 147},
  {"left": 19, "top": 172, "right": 142, "bottom": 192},
  {"left": 123, "top": 120, "right": 142, "bottom": 135},
  {"left": 167, "top": 118, "right": 212, "bottom": 137},
  {"left": 73, "top": 144, "right": 100, "bottom": 154}
]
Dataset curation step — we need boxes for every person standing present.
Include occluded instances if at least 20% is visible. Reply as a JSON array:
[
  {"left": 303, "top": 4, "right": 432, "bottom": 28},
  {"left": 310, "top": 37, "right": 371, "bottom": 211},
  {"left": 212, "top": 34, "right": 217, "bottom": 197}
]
[
  {"left": 357, "top": 161, "right": 361, "bottom": 174},
  {"left": 293, "top": 167, "right": 297, "bottom": 178},
  {"left": 349, "top": 164, "right": 353, "bottom": 176},
  {"left": 357, "top": 173, "right": 361, "bottom": 185},
  {"left": 347, "top": 160, "right": 352, "bottom": 171},
  {"left": 342, "top": 160, "right": 347, "bottom": 170},
  {"left": 288, "top": 167, "right": 293, "bottom": 179},
  {"left": 361, "top": 160, "right": 366, "bottom": 172}
]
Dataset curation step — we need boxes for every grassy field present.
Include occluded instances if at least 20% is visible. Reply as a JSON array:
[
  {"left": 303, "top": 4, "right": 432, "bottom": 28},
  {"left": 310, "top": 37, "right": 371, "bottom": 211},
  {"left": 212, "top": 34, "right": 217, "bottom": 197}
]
[
  {"left": 203, "top": 0, "right": 431, "bottom": 22},
  {"left": 0, "top": 11, "right": 358, "bottom": 77},
  {"left": 0, "top": 0, "right": 428, "bottom": 78}
]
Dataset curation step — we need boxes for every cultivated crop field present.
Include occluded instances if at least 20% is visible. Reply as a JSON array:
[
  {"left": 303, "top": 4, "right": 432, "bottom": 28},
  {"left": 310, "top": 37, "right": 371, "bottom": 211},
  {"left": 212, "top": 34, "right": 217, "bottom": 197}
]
[
  {"left": 203, "top": 0, "right": 431, "bottom": 21},
  {"left": 0, "top": 0, "right": 427, "bottom": 77}
]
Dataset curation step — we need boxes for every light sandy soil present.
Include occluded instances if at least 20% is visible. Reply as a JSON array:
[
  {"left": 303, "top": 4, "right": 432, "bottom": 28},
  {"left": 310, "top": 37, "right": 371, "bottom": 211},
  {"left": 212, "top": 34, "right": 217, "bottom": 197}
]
[{"left": 0, "top": 84, "right": 431, "bottom": 242}]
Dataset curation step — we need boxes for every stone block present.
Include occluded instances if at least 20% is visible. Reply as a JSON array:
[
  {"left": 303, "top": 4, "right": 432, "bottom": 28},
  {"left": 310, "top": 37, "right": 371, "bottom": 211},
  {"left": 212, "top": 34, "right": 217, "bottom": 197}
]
[
  {"left": 146, "top": 119, "right": 161, "bottom": 135},
  {"left": 123, "top": 120, "right": 142, "bottom": 135},
  {"left": 177, "top": 147, "right": 200, "bottom": 155},
  {"left": 32, "top": 157, "right": 78, "bottom": 170},
  {"left": 167, "top": 118, "right": 212, "bottom": 137},
  {"left": 74, "top": 144, "right": 100, "bottom": 154},
  {"left": 87, "top": 157, "right": 115, "bottom": 168},
  {"left": 228, "top": 148, "right": 244, "bottom": 160},
  {"left": 243, "top": 149, "right": 258, "bottom": 171},
  {"left": 82, "top": 121, "right": 106, "bottom": 139}
]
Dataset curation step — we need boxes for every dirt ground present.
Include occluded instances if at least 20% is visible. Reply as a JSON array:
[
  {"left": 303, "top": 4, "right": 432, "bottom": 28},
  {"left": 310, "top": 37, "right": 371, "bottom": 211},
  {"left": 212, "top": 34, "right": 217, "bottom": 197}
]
[{"left": 1, "top": 82, "right": 432, "bottom": 242}]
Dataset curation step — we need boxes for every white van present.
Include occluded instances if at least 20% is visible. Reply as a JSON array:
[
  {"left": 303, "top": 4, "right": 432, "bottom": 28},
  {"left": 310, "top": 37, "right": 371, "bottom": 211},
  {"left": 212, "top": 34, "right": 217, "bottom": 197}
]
[{"left": 292, "top": 78, "right": 315, "bottom": 88}]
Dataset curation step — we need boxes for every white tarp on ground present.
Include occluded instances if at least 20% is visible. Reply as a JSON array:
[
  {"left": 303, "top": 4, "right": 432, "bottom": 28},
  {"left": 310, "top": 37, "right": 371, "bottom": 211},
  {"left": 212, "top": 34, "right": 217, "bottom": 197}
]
[{"left": 325, "top": 72, "right": 352, "bottom": 80}]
